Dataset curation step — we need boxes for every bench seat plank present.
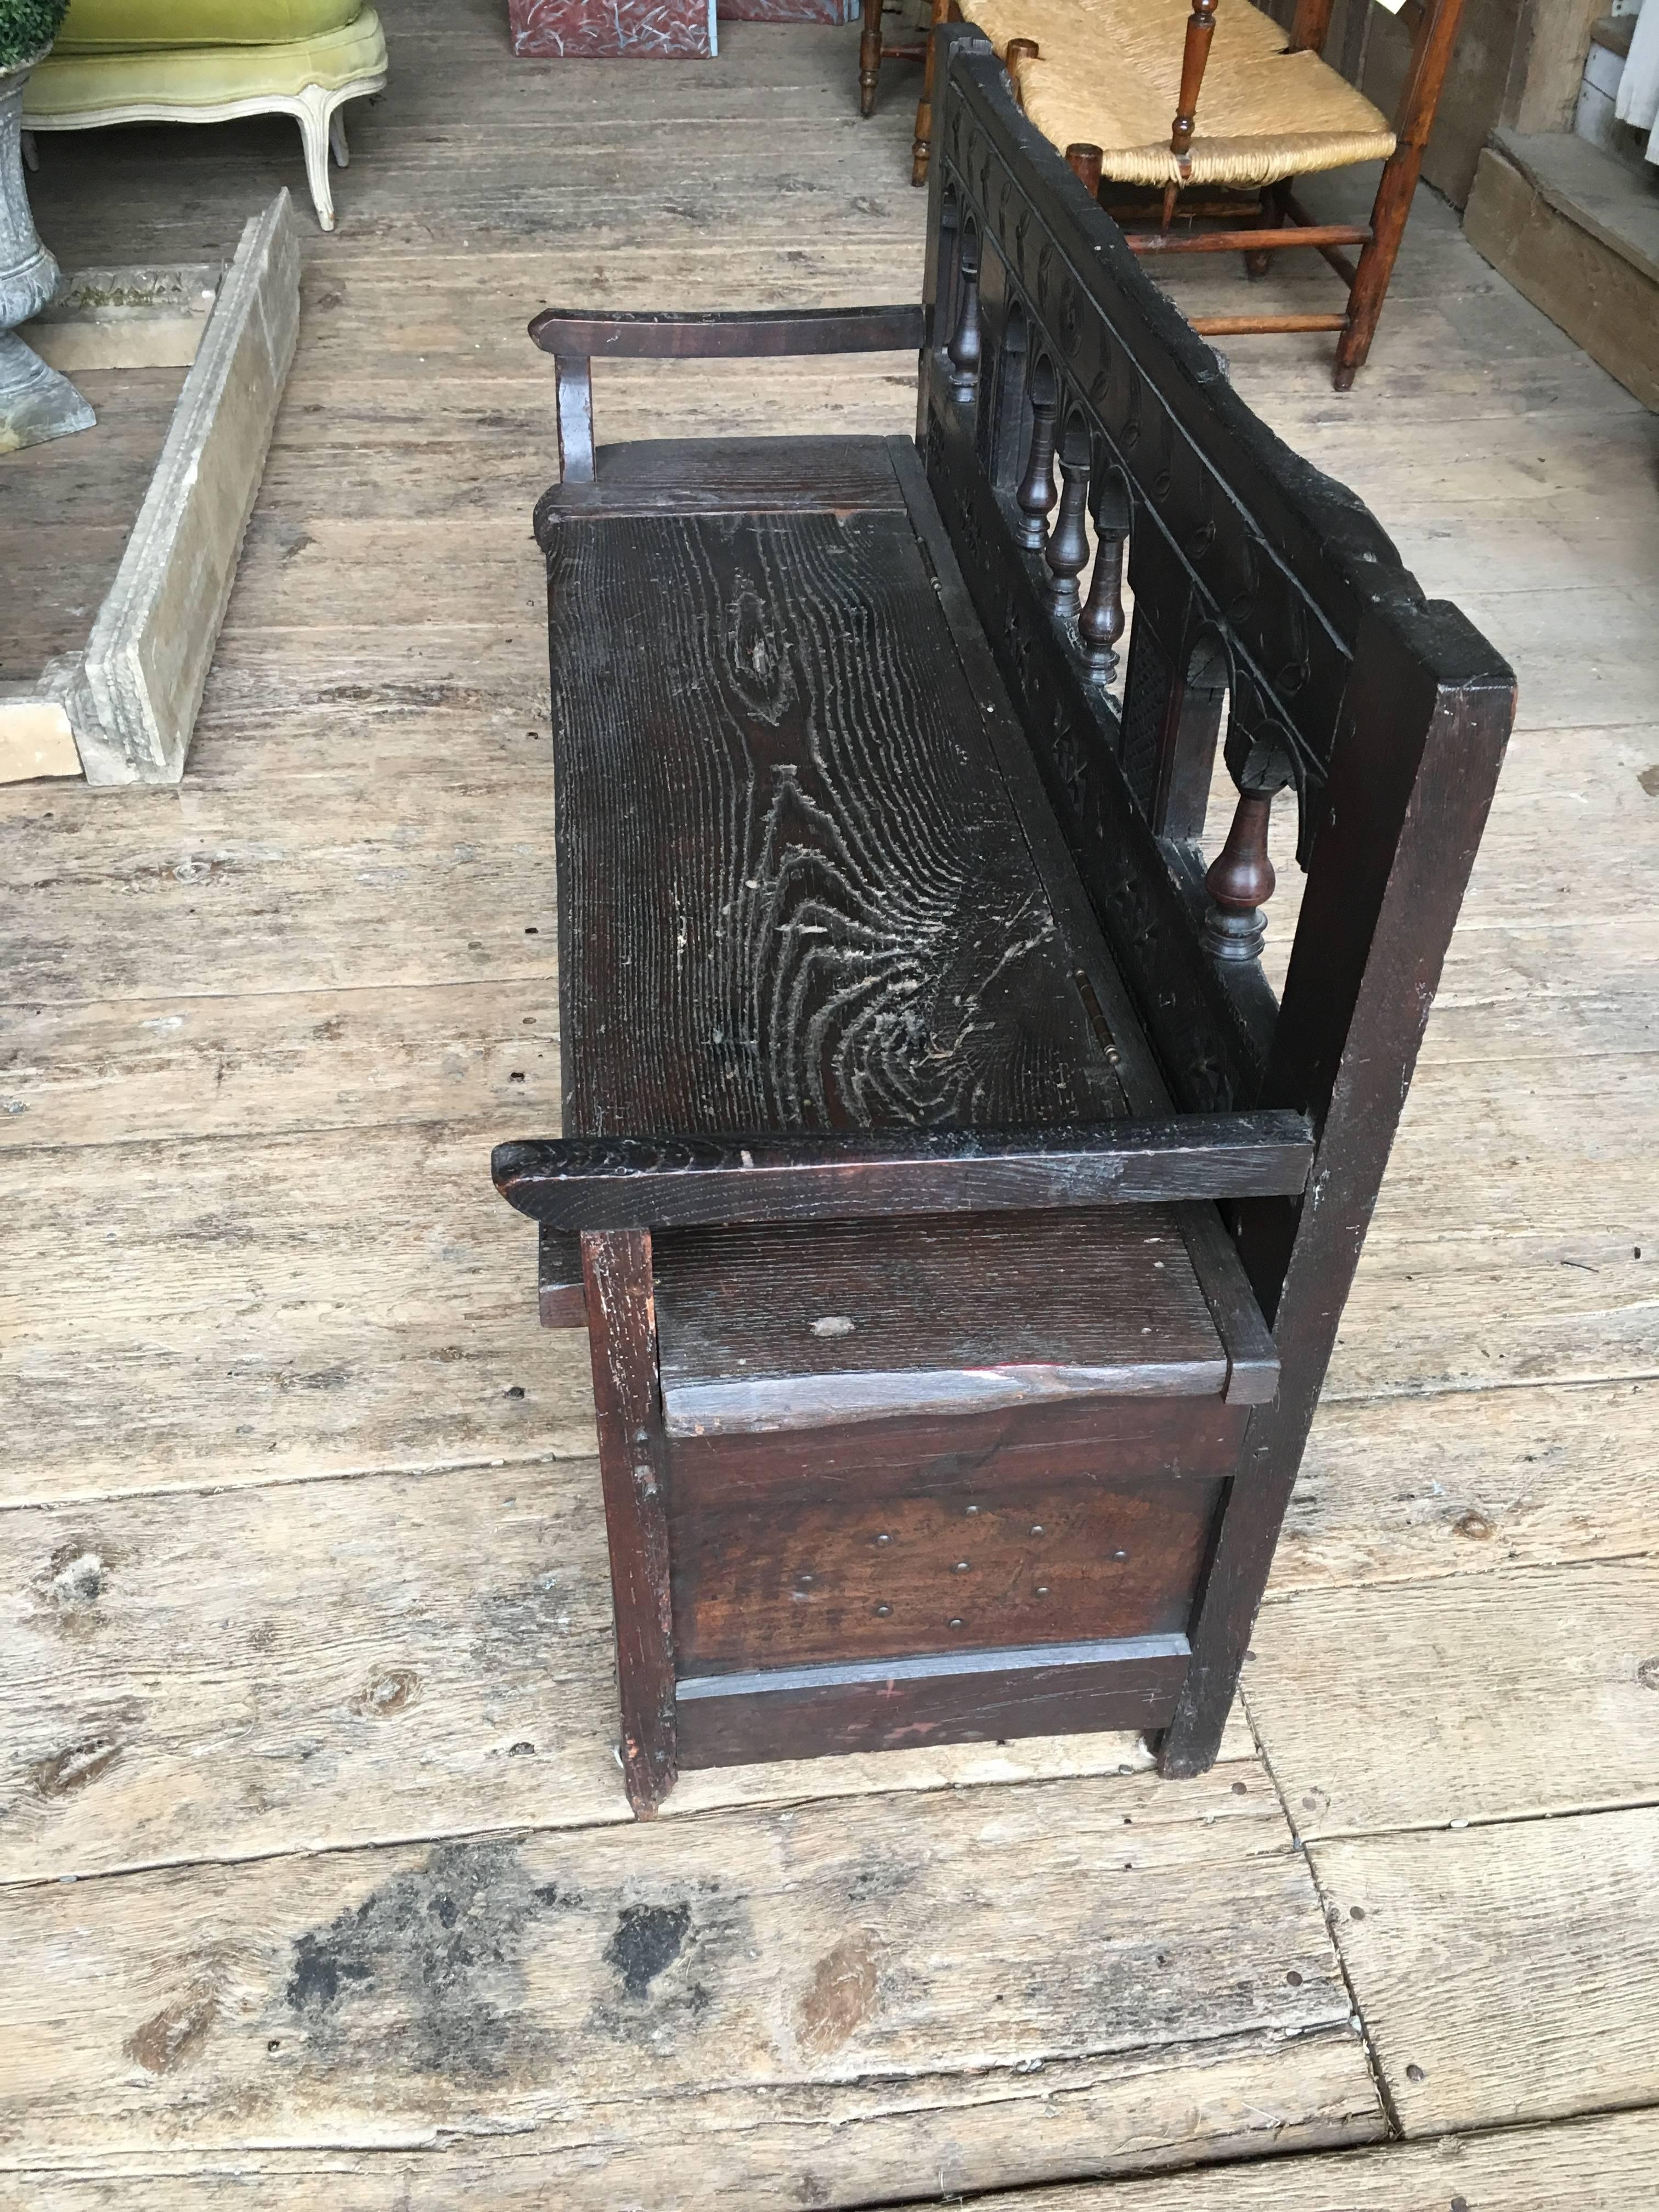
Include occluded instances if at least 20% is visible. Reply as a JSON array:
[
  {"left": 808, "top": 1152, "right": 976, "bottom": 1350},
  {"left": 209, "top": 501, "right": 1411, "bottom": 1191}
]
[
  {"left": 544, "top": 496, "right": 1132, "bottom": 1143},
  {"left": 537, "top": 433, "right": 909, "bottom": 519},
  {"left": 653, "top": 1205, "right": 1229, "bottom": 1435}
]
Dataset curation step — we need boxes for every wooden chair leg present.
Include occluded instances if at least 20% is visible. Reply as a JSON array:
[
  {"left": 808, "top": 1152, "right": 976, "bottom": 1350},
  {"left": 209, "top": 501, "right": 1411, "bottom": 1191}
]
[
  {"left": 1244, "top": 179, "right": 1289, "bottom": 278},
  {"left": 912, "top": 0, "right": 951, "bottom": 185},
  {"left": 859, "top": 1, "right": 883, "bottom": 117},
  {"left": 1332, "top": 147, "right": 1416, "bottom": 388},
  {"left": 1334, "top": 0, "right": 1469, "bottom": 388},
  {"left": 294, "top": 84, "right": 337, "bottom": 233}
]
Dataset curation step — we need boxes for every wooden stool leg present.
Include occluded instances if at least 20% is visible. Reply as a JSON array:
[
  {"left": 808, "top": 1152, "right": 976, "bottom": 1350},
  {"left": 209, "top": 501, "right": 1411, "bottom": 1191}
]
[
  {"left": 912, "top": 0, "right": 951, "bottom": 186},
  {"left": 582, "top": 1229, "right": 678, "bottom": 1816},
  {"left": 859, "top": 0, "right": 883, "bottom": 117}
]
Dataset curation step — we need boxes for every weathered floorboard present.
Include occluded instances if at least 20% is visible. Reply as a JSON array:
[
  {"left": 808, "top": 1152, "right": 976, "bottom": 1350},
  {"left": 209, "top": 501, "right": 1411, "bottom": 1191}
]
[
  {"left": 0, "top": 771, "right": 558, "bottom": 1005},
  {"left": 0, "top": 983, "right": 560, "bottom": 1151},
  {"left": 1269, "top": 1378, "right": 1659, "bottom": 1591},
  {"left": 0, "top": 1125, "right": 597, "bottom": 1507},
  {"left": 1313, "top": 1810, "right": 1659, "bottom": 2134},
  {"left": 1245, "top": 1560, "right": 1659, "bottom": 1837},
  {"left": 845, "top": 2106, "right": 1659, "bottom": 2210},
  {"left": 6, "top": 2107, "right": 1659, "bottom": 2209},
  {"left": 0, "top": 1773, "right": 1380, "bottom": 2199},
  {"left": 0, "top": 2027, "right": 1372, "bottom": 2206},
  {"left": 0, "top": 1449, "right": 1257, "bottom": 1885}
]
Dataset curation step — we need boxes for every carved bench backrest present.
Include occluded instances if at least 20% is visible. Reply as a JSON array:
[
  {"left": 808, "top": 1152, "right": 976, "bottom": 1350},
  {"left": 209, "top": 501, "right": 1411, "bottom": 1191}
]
[
  {"left": 919, "top": 41, "right": 1513, "bottom": 1700},
  {"left": 926, "top": 33, "right": 1432, "bottom": 1108},
  {"left": 922, "top": 31, "right": 1514, "bottom": 1759}
]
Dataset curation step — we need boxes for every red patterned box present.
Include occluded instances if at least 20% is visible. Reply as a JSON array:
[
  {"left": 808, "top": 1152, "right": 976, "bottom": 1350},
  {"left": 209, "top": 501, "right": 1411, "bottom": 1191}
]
[
  {"left": 509, "top": 0, "right": 716, "bottom": 55},
  {"left": 718, "top": 1, "right": 855, "bottom": 17}
]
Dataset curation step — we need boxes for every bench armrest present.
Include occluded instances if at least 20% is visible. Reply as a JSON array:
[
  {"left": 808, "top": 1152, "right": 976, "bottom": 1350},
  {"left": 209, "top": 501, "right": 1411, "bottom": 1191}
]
[
  {"left": 528, "top": 306, "right": 926, "bottom": 360},
  {"left": 529, "top": 306, "right": 926, "bottom": 486},
  {"left": 492, "top": 1114, "right": 1313, "bottom": 1233}
]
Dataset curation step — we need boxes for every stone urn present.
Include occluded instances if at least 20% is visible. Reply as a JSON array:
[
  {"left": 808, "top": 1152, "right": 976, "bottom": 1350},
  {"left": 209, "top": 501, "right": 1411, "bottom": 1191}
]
[{"left": 1, "top": 44, "right": 93, "bottom": 453}]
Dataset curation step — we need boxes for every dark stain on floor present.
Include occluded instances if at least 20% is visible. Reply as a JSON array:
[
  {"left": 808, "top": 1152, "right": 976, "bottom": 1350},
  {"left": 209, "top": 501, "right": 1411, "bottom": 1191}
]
[
  {"left": 283, "top": 1839, "right": 576, "bottom": 2081},
  {"left": 586, "top": 1885, "right": 748, "bottom": 2051},
  {"left": 603, "top": 1901, "right": 691, "bottom": 2000}
]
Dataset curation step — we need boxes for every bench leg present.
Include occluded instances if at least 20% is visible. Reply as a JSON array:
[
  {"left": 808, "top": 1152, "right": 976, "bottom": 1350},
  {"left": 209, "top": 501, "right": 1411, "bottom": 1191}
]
[{"left": 581, "top": 1229, "right": 678, "bottom": 1816}]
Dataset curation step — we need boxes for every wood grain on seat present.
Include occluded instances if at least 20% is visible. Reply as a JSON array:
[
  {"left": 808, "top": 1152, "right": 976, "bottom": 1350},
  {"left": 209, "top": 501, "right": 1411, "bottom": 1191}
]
[
  {"left": 535, "top": 434, "right": 910, "bottom": 522},
  {"left": 654, "top": 1205, "right": 1228, "bottom": 1434},
  {"left": 544, "top": 500, "right": 1130, "bottom": 1144}
]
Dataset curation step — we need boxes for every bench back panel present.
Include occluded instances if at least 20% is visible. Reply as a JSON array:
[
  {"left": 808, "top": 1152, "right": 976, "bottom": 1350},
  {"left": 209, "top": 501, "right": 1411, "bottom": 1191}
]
[
  {"left": 918, "top": 34, "right": 1475, "bottom": 1124},
  {"left": 919, "top": 33, "right": 1516, "bottom": 1770}
]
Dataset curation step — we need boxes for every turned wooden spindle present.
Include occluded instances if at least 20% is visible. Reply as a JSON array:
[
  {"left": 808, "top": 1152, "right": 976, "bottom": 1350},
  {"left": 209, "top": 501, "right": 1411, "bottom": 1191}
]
[
  {"left": 911, "top": 0, "right": 951, "bottom": 187},
  {"left": 1015, "top": 386, "right": 1058, "bottom": 550},
  {"left": 1005, "top": 37, "right": 1039, "bottom": 110},
  {"left": 1170, "top": 0, "right": 1218, "bottom": 174},
  {"left": 1065, "top": 143, "right": 1103, "bottom": 198},
  {"left": 948, "top": 233, "right": 983, "bottom": 404},
  {"left": 1045, "top": 445, "right": 1091, "bottom": 616},
  {"left": 1079, "top": 523, "right": 1126, "bottom": 680},
  {"left": 858, "top": 1, "right": 882, "bottom": 118},
  {"left": 1203, "top": 788, "right": 1276, "bottom": 963}
]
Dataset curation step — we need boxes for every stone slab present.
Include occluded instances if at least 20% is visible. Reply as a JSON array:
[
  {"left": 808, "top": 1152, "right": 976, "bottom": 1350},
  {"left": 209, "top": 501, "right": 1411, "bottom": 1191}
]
[
  {"left": 72, "top": 197, "right": 298, "bottom": 784},
  {"left": 21, "top": 264, "right": 221, "bottom": 374},
  {"left": 1465, "top": 140, "right": 1659, "bottom": 409},
  {"left": 0, "top": 208, "right": 297, "bottom": 787}
]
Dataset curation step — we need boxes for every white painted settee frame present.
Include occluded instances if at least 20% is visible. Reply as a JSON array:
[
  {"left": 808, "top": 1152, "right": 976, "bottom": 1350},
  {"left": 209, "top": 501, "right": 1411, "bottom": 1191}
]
[{"left": 23, "top": 64, "right": 385, "bottom": 232}]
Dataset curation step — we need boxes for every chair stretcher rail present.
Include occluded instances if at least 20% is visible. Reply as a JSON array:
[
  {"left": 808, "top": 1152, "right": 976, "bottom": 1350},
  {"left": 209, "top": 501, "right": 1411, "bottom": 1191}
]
[{"left": 492, "top": 1114, "right": 1313, "bottom": 1232}]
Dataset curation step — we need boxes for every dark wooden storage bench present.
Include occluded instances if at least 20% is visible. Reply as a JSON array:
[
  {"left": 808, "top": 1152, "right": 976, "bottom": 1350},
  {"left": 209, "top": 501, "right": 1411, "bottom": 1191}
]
[{"left": 494, "top": 27, "right": 1515, "bottom": 1815}]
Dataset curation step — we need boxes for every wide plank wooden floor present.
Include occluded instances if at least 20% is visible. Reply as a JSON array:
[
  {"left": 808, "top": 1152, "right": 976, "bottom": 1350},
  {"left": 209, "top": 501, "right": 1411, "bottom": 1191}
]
[{"left": 2, "top": 4, "right": 1655, "bottom": 2204}]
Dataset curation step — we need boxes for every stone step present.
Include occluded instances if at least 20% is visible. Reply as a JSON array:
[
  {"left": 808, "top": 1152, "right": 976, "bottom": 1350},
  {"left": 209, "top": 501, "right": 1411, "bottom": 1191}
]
[{"left": 1464, "top": 127, "right": 1659, "bottom": 408}]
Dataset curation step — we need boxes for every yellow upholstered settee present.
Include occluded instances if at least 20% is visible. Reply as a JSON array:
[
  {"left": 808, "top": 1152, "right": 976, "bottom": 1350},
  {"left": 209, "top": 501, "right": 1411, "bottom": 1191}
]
[{"left": 22, "top": 0, "right": 387, "bottom": 230}]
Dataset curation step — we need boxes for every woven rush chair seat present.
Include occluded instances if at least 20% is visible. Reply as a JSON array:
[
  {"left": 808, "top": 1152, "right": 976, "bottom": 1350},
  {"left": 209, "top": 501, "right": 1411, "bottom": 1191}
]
[{"left": 968, "top": 0, "right": 1396, "bottom": 187}]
